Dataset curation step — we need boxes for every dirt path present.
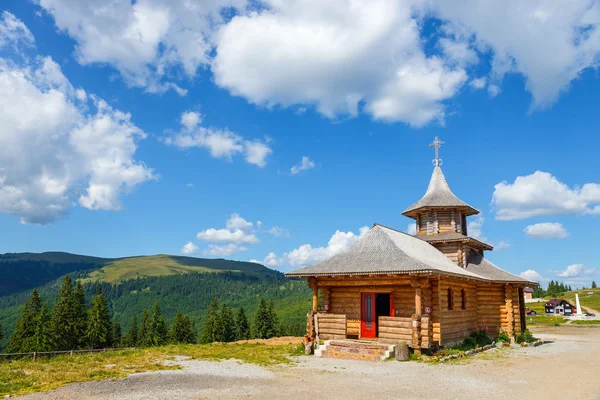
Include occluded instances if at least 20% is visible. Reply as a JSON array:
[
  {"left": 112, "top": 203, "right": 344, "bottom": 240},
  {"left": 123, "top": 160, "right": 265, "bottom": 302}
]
[{"left": 17, "top": 327, "right": 600, "bottom": 400}]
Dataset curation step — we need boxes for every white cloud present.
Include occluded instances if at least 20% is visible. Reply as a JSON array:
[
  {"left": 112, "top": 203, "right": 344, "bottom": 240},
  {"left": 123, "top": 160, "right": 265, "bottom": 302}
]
[
  {"left": 429, "top": 0, "right": 600, "bottom": 109},
  {"left": 0, "top": 11, "right": 35, "bottom": 50},
  {"left": 407, "top": 223, "right": 417, "bottom": 235},
  {"left": 204, "top": 243, "right": 247, "bottom": 257},
  {"left": 225, "top": 213, "right": 254, "bottom": 232},
  {"left": 290, "top": 156, "right": 316, "bottom": 175},
  {"left": 519, "top": 269, "right": 545, "bottom": 283},
  {"left": 0, "top": 24, "right": 154, "bottom": 224},
  {"left": 524, "top": 222, "right": 569, "bottom": 239},
  {"left": 492, "top": 171, "right": 600, "bottom": 220},
  {"left": 196, "top": 213, "right": 259, "bottom": 245},
  {"left": 164, "top": 110, "right": 272, "bottom": 167},
  {"left": 186, "top": 183, "right": 195, "bottom": 188},
  {"left": 180, "top": 241, "right": 199, "bottom": 255},
  {"left": 244, "top": 140, "right": 272, "bottom": 168},
  {"left": 197, "top": 228, "right": 259, "bottom": 245},
  {"left": 467, "top": 215, "right": 487, "bottom": 241},
  {"left": 268, "top": 226, "right": 290, "bottom": 238},
  {"left": 469, "top": 77, "right": 487, "bottom": 90},
  {"left": 36, "top": 0, "right": 246, "bottom": 93},
  {"left": 495, "top": 241, "right": 511, "bottom": 251},
  {"left": 37, "top": 1, "right": 600, "bottom": 122},
  {"left": 557, "top": 264, "right": 585, "bottom": 278},
  {"left": 255, "top": 225, "right": 369, "bottom": 269}
]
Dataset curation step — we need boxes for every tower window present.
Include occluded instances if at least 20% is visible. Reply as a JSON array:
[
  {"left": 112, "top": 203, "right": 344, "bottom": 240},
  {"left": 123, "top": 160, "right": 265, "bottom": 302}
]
[
  {"left": 461, "top": 289, "right": 466, "bottom": 310},
  {"left": 447, "top": 288, "right": 453, "bottom": 310}
]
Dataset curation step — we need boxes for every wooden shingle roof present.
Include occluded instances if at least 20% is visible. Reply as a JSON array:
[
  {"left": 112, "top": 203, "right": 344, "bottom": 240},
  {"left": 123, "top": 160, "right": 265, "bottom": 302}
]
[{"left": 402, "top": 166, "right": 479, "bottom": 217}]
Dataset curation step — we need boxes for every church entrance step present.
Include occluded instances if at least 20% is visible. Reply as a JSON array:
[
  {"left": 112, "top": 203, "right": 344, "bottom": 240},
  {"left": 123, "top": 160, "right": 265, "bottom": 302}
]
[{"left": 316, "top": 340, "right": 395, "bottom": 362}]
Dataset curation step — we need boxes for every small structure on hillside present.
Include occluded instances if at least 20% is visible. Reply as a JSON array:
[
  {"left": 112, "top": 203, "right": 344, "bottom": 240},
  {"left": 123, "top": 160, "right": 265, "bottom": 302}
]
[
  {"left": 286, "top": 137, "right": 535, "bottom": 352},
  {"left": 524, "top": 287, "right": 534, "bottom": 299},
  {"left": 545, "top": 299, "right": 576, "bottom": 316}
]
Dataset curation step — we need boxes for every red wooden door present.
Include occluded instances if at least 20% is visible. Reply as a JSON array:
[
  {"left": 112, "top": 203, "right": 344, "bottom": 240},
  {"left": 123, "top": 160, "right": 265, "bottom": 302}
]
[{"left": 361, "top": 292, "right": 376, "bottom": 338}]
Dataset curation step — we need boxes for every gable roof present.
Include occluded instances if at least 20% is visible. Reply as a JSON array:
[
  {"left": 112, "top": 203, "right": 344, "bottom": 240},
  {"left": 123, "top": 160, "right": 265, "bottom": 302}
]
[
  {"left": 285, "top": 224, "right": 486, "bottom": 280},
  {"left": 545, "top": 299, "right": 574, "bottom": 307},
  {"left": 402, "top": 166, "right": 479, "bottom": 217}
]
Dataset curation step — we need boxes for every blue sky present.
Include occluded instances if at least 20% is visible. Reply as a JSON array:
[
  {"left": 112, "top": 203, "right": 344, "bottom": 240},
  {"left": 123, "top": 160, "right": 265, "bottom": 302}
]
[{"left": 0, "top": 0, "right": 599, "bottom": 287}]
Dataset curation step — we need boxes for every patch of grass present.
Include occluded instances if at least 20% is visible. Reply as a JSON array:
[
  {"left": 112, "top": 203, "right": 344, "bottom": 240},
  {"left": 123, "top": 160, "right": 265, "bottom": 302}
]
[
  {"left": 527, "top": 315, "right": 568, "bottom": 326},
  {"left": 525, "top": 301, "right": 546, "bottom": 314},
  {"left": 570, "top": 320, "right": 600, "bottom": 325},
  {"left": 0, "top": 343, "right": 302, "bottom": 397},
  {"left": 563, "top": 290, "right": 600, "bottom": 314}
]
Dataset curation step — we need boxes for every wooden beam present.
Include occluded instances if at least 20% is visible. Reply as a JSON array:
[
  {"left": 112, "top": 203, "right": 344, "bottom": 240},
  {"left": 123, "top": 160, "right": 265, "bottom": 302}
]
[
  {"left": 415, "top": 287, "right": 422, "bottom": 316},
  {"left": 312, "top": 287, "right": 319, "bottom": 312},
  {"left": 505, "top": 284, "right": 514, "bottom": 337}
]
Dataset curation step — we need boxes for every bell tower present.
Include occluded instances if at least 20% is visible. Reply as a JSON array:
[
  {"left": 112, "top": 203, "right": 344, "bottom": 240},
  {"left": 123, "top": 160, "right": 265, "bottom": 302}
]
[{"left": 402, "top": 137, "right": 492, "bottom": 267}]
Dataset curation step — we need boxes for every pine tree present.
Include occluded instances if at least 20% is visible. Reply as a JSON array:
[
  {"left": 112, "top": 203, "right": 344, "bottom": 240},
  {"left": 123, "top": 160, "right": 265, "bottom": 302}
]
[
  {"left": 235, "top": 307, "right": 251, "bottom": 341},
  {"left": 50, "top": 275, "right": 78, "bottom": 350},
  {"left": 138, "top": 308, "right": 151, "bottom": 347},
  {"left": 218, "top": 304, "right": 235, "bottom": 342},
  {"left": 30, "top": 304, "right": 51, "bottom": 352},
  {"left": 593, "top": 281, "right": 598, "bottom": 289},
  {"left": 73, "top": 280, "right": 88, "bottom": 349},
  {"left": 253, "top": 298, "right": 269, "bottom": 339},
  {"left": 112, "top": 321, "right": 122, "bottom": 348},
  {"left": 148, "top": 301, "right": 168, "bottom": 346},
  {"left": 8, "top": 289, "right": 42, "bottom": 352},
  {"left": 266, "top": 299, "right": 279, "bottom": 339},
  {"left": 0, "top": 320, "right": 3, "bottom": 342},
  {"left": 169, "top": 312, "right": 196, "bottom": 344},
  {"left": 86, "top": 286, "right": 112, "bottom": 349},
  {"left": 125, "top": 315, "right": 139, "bottom": 347},
  {"left": 200, "top": 298, "right": 220, "bottom": 344}
]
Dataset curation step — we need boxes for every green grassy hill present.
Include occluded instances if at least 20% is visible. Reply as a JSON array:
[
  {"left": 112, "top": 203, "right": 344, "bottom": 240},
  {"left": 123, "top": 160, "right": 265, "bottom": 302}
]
[
  {"left": 0, "top": 252, "right": 311, "bottom": 350},
  {"left": 82, "top": 254, "right": 277, "bottom": 283}
]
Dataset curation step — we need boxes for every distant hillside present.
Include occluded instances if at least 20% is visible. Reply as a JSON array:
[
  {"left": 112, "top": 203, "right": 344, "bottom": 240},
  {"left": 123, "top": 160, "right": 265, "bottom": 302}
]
[
  {"left": 0, "top": 252, "right": 278, "bottom": 295},
  {"left": 83, "top": 254, "right": 278, "bottom": 283},
  {"left": 0, "top": 252, "right": 311, "bottom": 350}
]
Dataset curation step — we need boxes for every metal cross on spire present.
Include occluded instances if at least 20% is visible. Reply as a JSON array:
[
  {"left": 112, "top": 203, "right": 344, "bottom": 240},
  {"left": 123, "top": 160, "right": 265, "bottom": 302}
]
[{"left": 429, "top": 136, "right": 445, "bottom": 167}]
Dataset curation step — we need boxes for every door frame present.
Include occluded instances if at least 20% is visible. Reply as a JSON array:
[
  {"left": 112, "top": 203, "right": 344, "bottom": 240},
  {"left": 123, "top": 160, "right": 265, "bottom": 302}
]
[{"left": 360, "top": 292, "right": 376, "bottom": 338}]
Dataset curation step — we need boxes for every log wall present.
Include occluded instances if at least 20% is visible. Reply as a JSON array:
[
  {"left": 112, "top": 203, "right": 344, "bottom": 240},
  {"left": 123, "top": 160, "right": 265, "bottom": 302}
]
[
  {"left": 476, "top": 284, "right": 505, "bottom": 335},
  {"left": 377, "top": 316, "right": 412, "bottom": 344},
  {"left": 438, "top": 279, "right": 477, "bottom": 345},
  {"left": 316, "top": 313, "right": 347, "bottom": 340}
]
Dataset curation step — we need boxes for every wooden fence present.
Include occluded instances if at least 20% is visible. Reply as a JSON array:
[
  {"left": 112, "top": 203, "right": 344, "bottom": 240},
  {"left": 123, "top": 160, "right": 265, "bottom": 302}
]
[
  {"left": 377, "top": 316, "right": 413, "bottom": 344},
  {"left": 0, "top": 347, "right": 134, "bottom": 362}
]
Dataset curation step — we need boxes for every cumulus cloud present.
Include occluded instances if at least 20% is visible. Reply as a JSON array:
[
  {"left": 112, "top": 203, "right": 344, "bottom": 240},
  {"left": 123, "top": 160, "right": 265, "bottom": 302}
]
[
  {"left": 36, "top": 1, "right": 600, "bottom": 123},
  {"left": 428, "top": 0, "right": 600, "bottom": 110},
  {"left": 36, "top": 0, "right": 246, "bottom": 93},
  {"left": 203, "top": 243, "right": 247, "bottom": 257},
  {"left": 213, "top": 0, "right": 466, "bottom": 127},
  {"left": 524, "top": 222, "right": 569, "bottom": 239},
  {"left": 492, "top": 171, "right": 600, "bottom": 220},
  {"left": 254, "top": 226, "right": 369, "bottom": 269},
  {"left": 164, "top": 110, "right": 272, "bottom": 167},
  {"left": 196, "top": 213, "right": 260, "bottom": 245},
  {"left": 0, "top": 20, "right": 154, "bottom": 224},
  {"left": 180, "top": 241, "right": 199, "bottom": 255},
  {"left": 520, "top": 269, "right": 545, "bottom": 283},
  {"left": 290, "top": 156, "right": 316, "bottom": 175},
  {"left": 0, "top": 11, "right": 35, "bottom": 50},
  {"left": 556, "top": 264, "right": 596, "bottom": 278}
]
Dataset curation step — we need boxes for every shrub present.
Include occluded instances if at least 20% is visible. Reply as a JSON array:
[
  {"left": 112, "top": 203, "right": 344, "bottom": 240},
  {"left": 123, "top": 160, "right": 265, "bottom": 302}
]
[
  {"left": 497, "top": 330, "right": 511, "bottom": 343},
  {"left": 462, "top": 336, "right": 476, "bottom": 348},
  {"left": 515, "top": 330, "right": 536, "bottom": 344},
  {"left": 472, "top": 324, "right": 493, "bottom": 346}
]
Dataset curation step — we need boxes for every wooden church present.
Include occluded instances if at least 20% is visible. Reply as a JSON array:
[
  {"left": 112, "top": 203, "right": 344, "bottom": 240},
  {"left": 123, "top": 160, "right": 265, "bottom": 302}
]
[{"left": 286, "top": 137, "right": 534, "bottom": 352}]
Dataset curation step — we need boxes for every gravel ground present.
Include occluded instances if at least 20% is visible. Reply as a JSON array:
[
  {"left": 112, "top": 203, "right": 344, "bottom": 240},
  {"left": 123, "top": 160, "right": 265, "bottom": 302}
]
[{"left": 17, "top": 326, "right": 600, "bottom": 400}]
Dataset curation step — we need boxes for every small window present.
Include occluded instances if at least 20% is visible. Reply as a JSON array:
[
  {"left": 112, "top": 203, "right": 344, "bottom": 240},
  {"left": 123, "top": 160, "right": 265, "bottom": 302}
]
[
  {"left": 447, "top": 288, "right": 453, "bottom": 310},
  {"left": 461, "top": 289, "right": 466, "bottom": 310}
]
